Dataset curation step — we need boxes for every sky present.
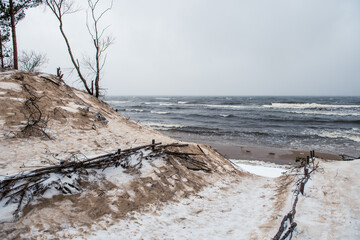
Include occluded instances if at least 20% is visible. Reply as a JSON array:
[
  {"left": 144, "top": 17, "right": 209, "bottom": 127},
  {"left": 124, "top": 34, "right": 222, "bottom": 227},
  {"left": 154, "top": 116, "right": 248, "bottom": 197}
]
[{"left": 16, "top": 0, "right": 360, "bottom": 96}]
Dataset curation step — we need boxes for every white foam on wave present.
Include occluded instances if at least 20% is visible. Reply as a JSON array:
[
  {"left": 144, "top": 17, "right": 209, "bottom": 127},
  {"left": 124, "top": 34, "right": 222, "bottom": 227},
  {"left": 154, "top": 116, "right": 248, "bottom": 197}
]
[
  {"left": 178, "top": 101, "right": 188, "bottom": 104},
  {"left": 288, "top": 110, "right": 360, "bottom": 116},
  {"left": 151, "top": 111, "right": 169, "bottom": 115},
  {"left": 143, "top": 122, "right": 184, "bottom": 130},
  {"left": 159, "top": 103, "right": 174, "bottom": 106},
  {"left": 106, "top": 100, "right": 129, "bottom": 105},
  {"left": 155, "top": 97, "right": 170, "bottom": 100},
  {"left": 264, "top": 103, "right": 360, "bottom": 109},
  {"left": 205, "top": 104, "right": 253, "bottom": 109},
  {"left": 220, "top": 114, "right": 231, "bottom": 117},
  {"left": 144, "top": 102, "right": 174, "bottom": 106},
  {"left": 125, "top": 109, "right": 144, "bottom": 112},
  {"left": 319, "top": 132, "right": 360, "bottom": 142}
]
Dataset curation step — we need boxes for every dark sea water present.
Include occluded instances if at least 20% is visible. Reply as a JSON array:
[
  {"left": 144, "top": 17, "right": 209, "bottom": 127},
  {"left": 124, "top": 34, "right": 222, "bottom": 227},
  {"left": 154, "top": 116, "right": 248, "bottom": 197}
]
[{"left": 105, "top": 96, "right": 360, "bottom": 156}]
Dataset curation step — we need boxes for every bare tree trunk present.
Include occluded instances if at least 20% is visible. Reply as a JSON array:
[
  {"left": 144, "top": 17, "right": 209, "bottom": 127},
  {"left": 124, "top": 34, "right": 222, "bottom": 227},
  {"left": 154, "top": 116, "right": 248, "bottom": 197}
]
[
  {"left": 57, "top": 21, "right": 92, "bottom": 95},
  {"left": 46, "top": 0, "right": 112, "bottom": 98},
  {"left": 0, "top": 31, "right": 4, "bottom": 69},
  {"left": 95, "top": 41, "right": 100, "bottom": 98},
  {"left": 9, "top": 0, "right": 18, "bottom": 70}
]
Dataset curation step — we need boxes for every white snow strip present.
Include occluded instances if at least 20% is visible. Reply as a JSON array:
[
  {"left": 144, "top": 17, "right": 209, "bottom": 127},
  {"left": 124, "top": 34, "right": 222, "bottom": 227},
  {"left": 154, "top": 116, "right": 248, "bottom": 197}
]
[
  {"left": 59, "top": 102, "right": 88, "bottom": 113},
  {"left": 59, "top": 106, "right": 78, "bottom": 113},
  {"left": 235, "top": 163, "right": 287, "bottom": 178},
  {"left": 0, "top": 97, "right": 25, "bottom": 102},
  {"left": 37, "top": 73, "right": 53, "bottom": 78},
  {"left": 231, "top": 159, "right": 288, "bottom": 178},
  {"left": 0, "top": 82, "right": 22, "bottom": 91}
]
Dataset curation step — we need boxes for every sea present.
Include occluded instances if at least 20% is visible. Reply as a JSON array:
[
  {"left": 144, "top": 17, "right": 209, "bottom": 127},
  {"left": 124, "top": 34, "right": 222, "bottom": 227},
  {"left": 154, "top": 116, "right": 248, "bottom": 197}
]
[{"left": 105, "top": 96, "right": 360, "bottom": 157}]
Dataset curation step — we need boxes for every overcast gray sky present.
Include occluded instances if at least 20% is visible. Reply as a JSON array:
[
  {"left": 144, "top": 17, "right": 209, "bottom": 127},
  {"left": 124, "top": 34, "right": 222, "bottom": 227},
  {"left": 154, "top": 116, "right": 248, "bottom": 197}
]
[{"left": 17, "top": 0, "right": 360, "bottom": 96}]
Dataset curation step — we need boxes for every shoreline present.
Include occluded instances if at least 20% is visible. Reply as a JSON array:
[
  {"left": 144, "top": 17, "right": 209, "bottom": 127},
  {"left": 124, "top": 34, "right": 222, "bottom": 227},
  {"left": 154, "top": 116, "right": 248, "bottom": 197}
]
[
  {"left": 209, "top": 144, "right": 342, "bottom": 165},
  {"left": 167, "top": 134, "right": 343, "bottom": 165}
]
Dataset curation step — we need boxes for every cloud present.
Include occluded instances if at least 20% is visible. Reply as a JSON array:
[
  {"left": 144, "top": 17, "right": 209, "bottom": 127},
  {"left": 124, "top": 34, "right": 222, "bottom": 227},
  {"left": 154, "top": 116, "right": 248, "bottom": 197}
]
[{"left": 17, "top": 0, "right": 360, "bottom": 96}]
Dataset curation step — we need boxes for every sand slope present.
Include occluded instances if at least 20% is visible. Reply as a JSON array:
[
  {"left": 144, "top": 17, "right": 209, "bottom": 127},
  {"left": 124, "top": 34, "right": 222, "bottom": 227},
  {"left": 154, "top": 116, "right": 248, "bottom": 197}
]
[
  {"left": 0, "top": 71, "right": 240, "bottom": 238},
  {"left": 0, "top": 71, "right": 175, "bottom": 176}
]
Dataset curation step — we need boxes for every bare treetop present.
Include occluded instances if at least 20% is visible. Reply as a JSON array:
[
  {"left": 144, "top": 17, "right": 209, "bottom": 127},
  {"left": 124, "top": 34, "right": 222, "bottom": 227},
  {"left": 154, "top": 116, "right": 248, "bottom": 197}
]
[{"left": 45, "top": 0, "right": 113, "bottom": 98}]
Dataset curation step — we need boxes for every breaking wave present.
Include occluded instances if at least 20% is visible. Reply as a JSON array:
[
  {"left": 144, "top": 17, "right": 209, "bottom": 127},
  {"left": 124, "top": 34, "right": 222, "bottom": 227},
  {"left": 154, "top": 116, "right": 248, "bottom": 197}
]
[
  {"left": 125, "top": 109, "right": 144, "bottom": 112},
  {"left": 151, "top": 111, "right": 170, "bottom": 115},
  {"left": 288, "top": 110, "right": 360, "bottom": 116},
  {"left": 319, "top": 132, "right": 360, "bottom": 143},
  {"left": 143, "top": 122, "right": 184, "bottom": 130},
  {"left": 264, "top": 103, "right": 360, "bottom": 109}
]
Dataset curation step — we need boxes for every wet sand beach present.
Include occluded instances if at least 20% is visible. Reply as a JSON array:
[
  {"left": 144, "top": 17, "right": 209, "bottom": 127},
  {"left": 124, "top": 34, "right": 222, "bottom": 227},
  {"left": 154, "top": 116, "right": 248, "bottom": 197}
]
[{"left": 212, "top": 144, "right": 342, "bottom": 165}]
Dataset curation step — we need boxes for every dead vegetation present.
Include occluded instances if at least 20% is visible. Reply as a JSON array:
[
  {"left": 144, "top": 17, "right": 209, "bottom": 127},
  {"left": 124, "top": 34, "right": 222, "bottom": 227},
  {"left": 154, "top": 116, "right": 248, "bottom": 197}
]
[
  {"left": 19, "top": 84, "right": 51, "bottom": 139},
  {"left": 0, "top": 72, "right": 112, "bottom": 139},
  {"left": 0, "top": 142, "right": 216, "bottom": 220}
]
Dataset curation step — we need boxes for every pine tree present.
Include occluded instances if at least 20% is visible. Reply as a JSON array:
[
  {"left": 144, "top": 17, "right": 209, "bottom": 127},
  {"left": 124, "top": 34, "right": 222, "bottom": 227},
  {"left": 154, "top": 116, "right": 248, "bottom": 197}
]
[
  {"left": 0, "top": 2, "right": 11, "bottom": 68},
  {"left": 0, "top": 0, "right": 43, "bottom": 69}
]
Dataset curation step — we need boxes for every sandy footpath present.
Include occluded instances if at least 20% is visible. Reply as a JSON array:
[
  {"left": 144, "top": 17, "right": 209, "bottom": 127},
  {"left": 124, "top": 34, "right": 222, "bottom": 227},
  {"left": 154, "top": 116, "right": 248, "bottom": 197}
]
[
  {"left": 31, "top": 162, "right": 292, "bottom": 240},
  {"left": 43, "top": 158, "right": 360, "bottom": 240}
]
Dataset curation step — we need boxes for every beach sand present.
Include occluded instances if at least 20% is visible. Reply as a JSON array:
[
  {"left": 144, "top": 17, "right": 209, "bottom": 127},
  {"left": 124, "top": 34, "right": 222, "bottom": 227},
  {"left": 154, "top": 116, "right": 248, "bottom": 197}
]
[{"left": 212, "top": 144, "right": 341, "bottom": 165}]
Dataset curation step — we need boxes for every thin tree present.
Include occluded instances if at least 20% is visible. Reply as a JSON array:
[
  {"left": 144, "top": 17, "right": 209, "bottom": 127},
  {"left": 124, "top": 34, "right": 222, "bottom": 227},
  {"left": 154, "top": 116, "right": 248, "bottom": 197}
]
[
  {"left": 0, "top": 0, "right": 43, "bottom": 70},
  {"left": 86, "top": 0, "right": 113, "bottom": 98},
  {"left": 45, "top": 0, "right": 113, "bottom": 98}
]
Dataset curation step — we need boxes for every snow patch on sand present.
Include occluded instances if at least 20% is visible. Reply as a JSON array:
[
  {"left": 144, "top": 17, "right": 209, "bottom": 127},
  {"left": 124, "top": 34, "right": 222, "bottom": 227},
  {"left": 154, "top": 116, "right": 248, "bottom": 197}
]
[
  {"left": 0, "top": 97, "right": 25, "bottom": 102},
  {"left": 0, "top": 82, "right": 22, "bottom": 91},
  {"left": 50, "top": 176, "right": 281, "bottom": 240},
  {"left": 59, "top": 102, "right": 88, "bottom": 113},
  {"left": 231, "top": 159, "right": 288, "bottom": 178}
]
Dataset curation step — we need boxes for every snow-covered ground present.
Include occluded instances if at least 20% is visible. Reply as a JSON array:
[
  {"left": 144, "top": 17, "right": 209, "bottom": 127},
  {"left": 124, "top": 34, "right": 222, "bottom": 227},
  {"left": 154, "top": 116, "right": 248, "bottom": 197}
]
[
  {"left": 293, "top": 159, "right": 360, "bottom": 240},
  {"left": 26, "top": 159, "right": 359, "bottom": 240},
  {"left": 26, "top": 161, "right": 291, "bottom": 239}
]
